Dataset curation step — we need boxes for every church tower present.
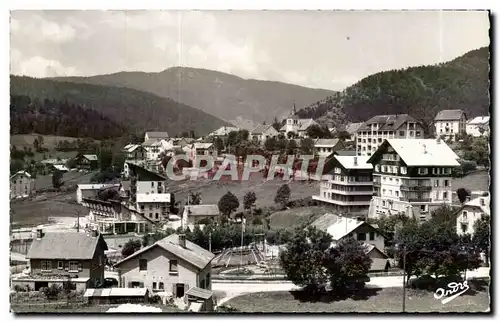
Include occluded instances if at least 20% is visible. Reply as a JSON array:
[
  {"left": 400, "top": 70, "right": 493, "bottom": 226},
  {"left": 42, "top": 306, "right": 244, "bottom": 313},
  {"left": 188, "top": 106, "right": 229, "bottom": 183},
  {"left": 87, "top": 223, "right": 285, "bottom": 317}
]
[{"left": 284, "top": 101, "right": 300, "bottom": 136}]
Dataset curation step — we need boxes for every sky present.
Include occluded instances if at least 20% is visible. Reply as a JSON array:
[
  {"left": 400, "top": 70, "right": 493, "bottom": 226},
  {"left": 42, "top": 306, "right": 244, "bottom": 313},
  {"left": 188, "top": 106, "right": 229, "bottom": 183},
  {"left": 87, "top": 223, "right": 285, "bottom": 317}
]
[{"left": 10, "top": 10, "right": 490, "bottom": 91}]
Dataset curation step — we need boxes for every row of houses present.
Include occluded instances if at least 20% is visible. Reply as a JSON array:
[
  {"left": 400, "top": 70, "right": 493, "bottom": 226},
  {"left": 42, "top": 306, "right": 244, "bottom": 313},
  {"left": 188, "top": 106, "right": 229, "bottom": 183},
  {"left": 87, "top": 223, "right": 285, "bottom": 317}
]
[
  {"left": 313, "top": 136, "right": 490, "bottom": 237},
  {"left": 12, "top": 229, "right": 217, "bottom": 311}
]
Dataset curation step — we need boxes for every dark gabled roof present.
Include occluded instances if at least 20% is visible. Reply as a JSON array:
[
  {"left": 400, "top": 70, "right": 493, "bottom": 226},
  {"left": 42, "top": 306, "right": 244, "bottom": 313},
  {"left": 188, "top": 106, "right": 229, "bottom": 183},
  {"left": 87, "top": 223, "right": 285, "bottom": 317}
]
[
  {"left": 358, "top": 114, "right": 418, "bottom": 132},
  {"left": 334, "top": 150, "right": 357, "bottom": 156},
  {"left": 27, "top": 232, "right": 108, "bottom": 260},
  {"left": 126, "top": 162, "right": 167, "bottom": 181},
  {"left": 435, "top": 109, "right": 466, "bottom": 121},
  {"left": 115, "top": 234, "right": 215, "bottom": 270},
  {"left": 146, "top": 131, "right": 169, "bottom": 139}
]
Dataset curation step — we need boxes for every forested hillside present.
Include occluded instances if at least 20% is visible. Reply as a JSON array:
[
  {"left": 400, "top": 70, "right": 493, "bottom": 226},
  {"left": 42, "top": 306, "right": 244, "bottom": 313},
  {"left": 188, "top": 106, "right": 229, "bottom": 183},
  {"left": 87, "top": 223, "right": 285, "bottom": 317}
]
[{"left": 298, "top": 47, "right": 490, "bottom": 128}]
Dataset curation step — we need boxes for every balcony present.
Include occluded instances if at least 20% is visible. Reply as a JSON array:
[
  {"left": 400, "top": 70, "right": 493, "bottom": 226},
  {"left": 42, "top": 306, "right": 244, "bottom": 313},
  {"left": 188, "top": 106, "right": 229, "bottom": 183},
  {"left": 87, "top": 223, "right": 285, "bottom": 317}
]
[
  {"left": 325, "top": 189, "right": 374, "bottom": 196},
  {"left": 407, "top": 198, "right": 432, "bottom": 203},
  {"left": 400, "top": 185, "right": 432, "bottom": 191},
  {"left": 329, "top": 178, "right": 373, "bottom": 186},
  {"left": 312, "top": 195, "right": 371, "bottom": 206}
]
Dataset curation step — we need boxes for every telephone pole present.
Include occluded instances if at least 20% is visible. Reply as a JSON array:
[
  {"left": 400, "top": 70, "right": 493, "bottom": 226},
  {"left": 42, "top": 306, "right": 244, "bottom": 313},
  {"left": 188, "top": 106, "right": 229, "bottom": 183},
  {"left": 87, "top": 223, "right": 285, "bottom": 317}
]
[{"left": 209, "top": 231, "right": 212, "bottom": 253}]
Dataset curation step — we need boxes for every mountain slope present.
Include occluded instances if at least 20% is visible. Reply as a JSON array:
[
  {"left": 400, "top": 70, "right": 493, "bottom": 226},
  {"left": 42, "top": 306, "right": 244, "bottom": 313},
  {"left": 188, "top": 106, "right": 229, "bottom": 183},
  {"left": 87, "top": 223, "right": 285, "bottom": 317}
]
[
  {"left": 10, "top": 76, "right": 231, "bottom": 136},
  {"left": 298, "top": 47, "right": 490, "bottom": 127},
  {"left": 10, "top": 94, "right": 127, "bottom": 140},
  {"left": 52, "top": 67, "right": 337, "bottom": 128}
]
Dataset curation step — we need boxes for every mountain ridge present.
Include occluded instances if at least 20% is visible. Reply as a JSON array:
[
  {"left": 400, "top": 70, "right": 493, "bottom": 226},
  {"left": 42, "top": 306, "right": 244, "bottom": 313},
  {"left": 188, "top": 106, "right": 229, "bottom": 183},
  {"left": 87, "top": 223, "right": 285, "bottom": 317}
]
[{"left": 52, "top": 67, "right": 338, "bottom": 129}]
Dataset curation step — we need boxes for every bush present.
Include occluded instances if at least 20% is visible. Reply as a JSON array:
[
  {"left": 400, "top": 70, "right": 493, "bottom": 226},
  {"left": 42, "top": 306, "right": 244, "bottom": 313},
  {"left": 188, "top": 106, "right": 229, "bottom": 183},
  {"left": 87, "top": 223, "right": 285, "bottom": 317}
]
[
  {"left": 42, "top": 284, "right": 62, "bottom": 300},
  {"left": 216, "top": 305, "right": 239, "bottom": 312},
  {"left": 149, "top": 294, "right": 162, "bottom": 304}
]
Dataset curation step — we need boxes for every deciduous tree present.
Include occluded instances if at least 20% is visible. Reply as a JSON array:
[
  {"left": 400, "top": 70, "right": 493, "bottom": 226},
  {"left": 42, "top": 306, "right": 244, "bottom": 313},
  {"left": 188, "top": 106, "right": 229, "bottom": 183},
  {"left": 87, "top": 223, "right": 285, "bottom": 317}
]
[{"left": 218, "top": 191, "right": 240, "bottom": 218}]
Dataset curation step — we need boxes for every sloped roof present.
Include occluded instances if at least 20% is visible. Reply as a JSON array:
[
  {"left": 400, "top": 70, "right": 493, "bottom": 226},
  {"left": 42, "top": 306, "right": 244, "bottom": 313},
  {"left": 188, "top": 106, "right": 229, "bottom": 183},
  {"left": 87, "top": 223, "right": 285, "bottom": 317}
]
[
  {"left": 115, "top": 234, "right": 215, "bottom": 270},
  {"left": 310, "top": 213, "right": 342, "bottom": 231},
  {"left": 194, "top": 142, "right": 213, "bottom": 149},
  {"left": 334, "top": 150, "right": 357, "bottom": 156},
  {"left": 314, "top": 139, "right": 340, "bottom": 147},
  {"left": 123, "top": 144, "right": 143, "bottom": 152},
  {"left": 435, "top": 109, "right": 466, "bottom": 121},
  {"left": 10, "top": 171, "right": 31, "bottom": 180},
  {"left": 146, "top": 131, "right": 169, "bottom": 139},
  {"left": 358, "top": 114, "right": 417, "bottom": 131},
  {"left": 461, "top": 194, "right": 490, "bottom": 216},
  {"left": 345, "top": 122, "right": 363, "bottom": 134},
  {"left": 370, "top": 139, "right": 460, "bottom": 167},
  {"left": 299, "top": 119, "right": 317, "bottom": 131},
  {"left": 186, "top": 287, "right": 214, "bottom": 300},
  {"left": 467, "top": 116, "right": 490, "bottom": 125},
  {"left": 83, "top": 154, "right": 98, "bottom": 161},
  {"left": 184, "top": 204, "right": 220, "bottom": 216},
  {"left": 209, "top": 126, "right": 239, "bottom": 136},
  {"left": 334, "top": 155, "right": 373, "bottom": 170},
  {"left": 27, "top": 232, "right": 108, "bottom": 260},
  {"left": 251, "top": 124, "right": 275, "bottom": 135}
]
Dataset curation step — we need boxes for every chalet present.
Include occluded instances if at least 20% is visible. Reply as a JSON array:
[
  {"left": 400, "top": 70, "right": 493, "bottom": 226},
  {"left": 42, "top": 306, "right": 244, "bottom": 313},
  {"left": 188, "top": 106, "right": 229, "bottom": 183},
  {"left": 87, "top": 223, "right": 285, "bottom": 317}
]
[
  {"left": 250, "top": 124, "right": 279, "bottom": 144},
  {"left": 182, "top": 205, "right": 220, "bottom": 229},
  {"left": 314, "top": 139, "right": 344, "bottom": 157},
  {"left": 310, "top": 213, "right": 388, "bottom": 271},
  {"left": 434, "top": 109, "right": 467, "bottom": 141},
  {"left": 466, "top": 116, "right": 490, "bottom": 137},
  {"left": 367, "top": 138, "right": 460, "bottom": 221},
  {"left": 12, "top": 230, "right": 108, "bottom": 291},
  {"left": 356, "top": 114, "right": 424, "bottom": 157},
  {"left": 313, "top": 156, "right": 373, "bottom": 218},
  {"left": 144, "top": 131, "right": 169, "bottom": 142},
  {"left": 10, "top": 171, "right": 35, "bottom": 199},
  {"left": 74, "top": 154, "right": 99, "bottom": 171},
  {"left": 455, "top": 192, "right": 490, "bottom": 236},
  {"left": 114, "top": 234, "right": 215, "bottom": 299}
]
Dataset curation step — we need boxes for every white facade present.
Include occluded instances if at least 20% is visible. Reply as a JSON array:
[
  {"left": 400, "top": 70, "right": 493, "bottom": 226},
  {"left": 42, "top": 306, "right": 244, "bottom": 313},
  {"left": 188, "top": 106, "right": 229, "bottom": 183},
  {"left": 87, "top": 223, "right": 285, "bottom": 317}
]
[
  {"left": 434, "top": 110, "right": 467, "bottom": 141},
  {"left": 456, "top": 193, "right": 490, "bottom": 236},
  {"left": 466, "top": 116, "right": 490, "bottom": 137},
  {"left": 250, "top": 125, "right": 279, "bottom": 144},
  {"left": 10, "top": 171, "right": 34, "bottom": 199},
  {"left": 355, "top": 115, "right": 424, "bottom": 157},
  {"left": 368, "top": 138, "right": 460, "bottom": 221}
]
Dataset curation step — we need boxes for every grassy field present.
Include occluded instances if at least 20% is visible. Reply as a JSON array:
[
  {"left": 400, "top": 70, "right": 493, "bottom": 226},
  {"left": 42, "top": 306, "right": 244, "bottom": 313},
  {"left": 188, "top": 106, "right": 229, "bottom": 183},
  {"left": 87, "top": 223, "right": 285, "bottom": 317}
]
[
  {"left": 225, "top": 287, "right": 490, "bottom": 313},
  {"left": 165, "top": 175, "right": 320, "bottom": 212},
  {"left": 11, "top": 133, "right": 99, "bottom": 150},
  {"left": 452, "top": 170, "right": 490, "bottom": 192},
  {"left": 10, "top": 171, "right": 96, "bottom": 228},
  {"left": 269, "top": 206, "right": 332, "bottom": 230}
]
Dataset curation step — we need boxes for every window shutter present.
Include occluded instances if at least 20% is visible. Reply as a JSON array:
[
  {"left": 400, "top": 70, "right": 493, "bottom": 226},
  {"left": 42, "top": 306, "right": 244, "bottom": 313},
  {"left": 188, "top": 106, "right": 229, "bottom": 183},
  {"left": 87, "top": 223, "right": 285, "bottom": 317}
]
[{"left": 65, "top": 262, "right": 69, "bottom": 271}]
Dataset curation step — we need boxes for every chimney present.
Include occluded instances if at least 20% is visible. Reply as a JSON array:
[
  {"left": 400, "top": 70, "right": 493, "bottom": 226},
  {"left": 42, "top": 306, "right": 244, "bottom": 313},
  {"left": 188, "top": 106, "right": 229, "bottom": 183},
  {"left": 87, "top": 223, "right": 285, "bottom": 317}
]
[
  {"left": 353, "top": 157, "right": 358, "bottom": 166},
  {"left": 179, "top": 234, "right": 186, "bottom": 248},
  {"left": 91, "top": 229, "right": 98, "bottom": 238},
  {"left": 36, "top": 229, "right": 43, "bottom": 239}
]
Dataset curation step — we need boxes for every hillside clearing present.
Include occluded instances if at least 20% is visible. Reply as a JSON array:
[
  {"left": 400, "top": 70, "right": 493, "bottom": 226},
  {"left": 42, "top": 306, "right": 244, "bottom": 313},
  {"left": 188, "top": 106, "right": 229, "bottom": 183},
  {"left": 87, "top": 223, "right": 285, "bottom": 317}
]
[
  {"left": 10, "top": 134, "right": 98, "bottom": 150},
  {"left": 269, "top": 206, "right": 330, "bottom": 230}
]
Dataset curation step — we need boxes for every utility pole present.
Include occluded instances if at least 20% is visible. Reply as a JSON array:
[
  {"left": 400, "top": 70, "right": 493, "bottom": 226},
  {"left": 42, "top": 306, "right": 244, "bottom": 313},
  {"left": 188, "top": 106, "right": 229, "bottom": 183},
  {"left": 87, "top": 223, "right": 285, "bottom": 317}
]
[
  {"left": 240, "top": 218, "right": 245, "bottom": 269},
  {"left": 209, "top": 231, "right": 212, "bottom": 253},
  {"left": 76, "top": 210, "right": 80, "bottom": 233},
  {"left": 402, "top": 245, "right": 407, "bottom": 313}
]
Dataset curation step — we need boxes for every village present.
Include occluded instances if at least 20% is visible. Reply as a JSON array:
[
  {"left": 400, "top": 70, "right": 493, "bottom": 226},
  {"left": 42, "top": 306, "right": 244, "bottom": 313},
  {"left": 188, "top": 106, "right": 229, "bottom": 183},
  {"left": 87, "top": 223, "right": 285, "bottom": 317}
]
[{"left": 9, "top": 107, "right": 491, "bottom": 313}]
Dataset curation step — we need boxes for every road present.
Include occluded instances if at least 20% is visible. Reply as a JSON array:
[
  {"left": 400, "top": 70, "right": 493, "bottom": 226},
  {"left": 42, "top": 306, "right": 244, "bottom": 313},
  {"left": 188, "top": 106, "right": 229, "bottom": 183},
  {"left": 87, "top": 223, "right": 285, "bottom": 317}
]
[{"left": 212, "top": 267, "right": 490, "bottom": 306}]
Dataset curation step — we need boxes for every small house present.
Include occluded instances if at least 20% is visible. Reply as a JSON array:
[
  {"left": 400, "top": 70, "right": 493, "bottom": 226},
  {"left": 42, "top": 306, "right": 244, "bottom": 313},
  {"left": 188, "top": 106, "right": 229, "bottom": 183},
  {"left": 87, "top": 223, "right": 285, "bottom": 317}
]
[
  {"left": 74, "top": 154, "right": 99, "bottom": 171},
  {"left": 10, "top": 171, "right": 34, "bottom": 199}
]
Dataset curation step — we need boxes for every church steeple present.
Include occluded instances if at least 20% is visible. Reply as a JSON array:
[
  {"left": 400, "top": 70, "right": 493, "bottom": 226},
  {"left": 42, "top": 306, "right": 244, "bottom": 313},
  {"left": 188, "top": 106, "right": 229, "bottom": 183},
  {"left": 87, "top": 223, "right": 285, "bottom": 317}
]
[{"left": 292, "top": 100, "right": 297, "bottom": 115}]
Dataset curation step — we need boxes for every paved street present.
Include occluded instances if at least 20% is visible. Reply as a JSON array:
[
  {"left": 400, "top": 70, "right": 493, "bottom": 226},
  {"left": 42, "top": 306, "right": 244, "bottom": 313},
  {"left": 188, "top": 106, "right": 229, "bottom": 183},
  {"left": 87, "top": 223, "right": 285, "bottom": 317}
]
[{"left": 212, "top": 267, "right": 490, "bottom": 306}]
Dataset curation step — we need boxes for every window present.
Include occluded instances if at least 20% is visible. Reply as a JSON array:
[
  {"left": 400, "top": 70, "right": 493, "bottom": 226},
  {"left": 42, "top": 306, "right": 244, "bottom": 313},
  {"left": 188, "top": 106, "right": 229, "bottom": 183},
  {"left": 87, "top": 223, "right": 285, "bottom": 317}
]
[
  {"left": 69, "top": 261, "right": 80, "bottom": 272},
  {"left": 395, "top": 191, "right": 399, "bottom": 197},
  {"left": 41, "top": 260, "right": 52, "bottom": 271},
  {"left": 443, "top": 192, "right": 448, "bottom": 199},
  {"left": 463, "top": 211, "right": 468, "bottom": 219},
  {"left": 383, "top": 166, "right": 387, "bottom": 172},
  {"left": 409, "top": 131, "right": 414, "bottom": 136},
  {"left": 151, "top": 182, "right": 154, "bottom": 187},
  {"left": 420, "top": 205, "right": 426, "bottom": 211},
  {"left": 461, "top": 223, "right": 468, "bottom": 233},
  {"left": 418, "top": 168, "right": 428, "bottom": 175},
  {"left": 141, "top": 205, "right": 145, "bottom": 210},
  {"left": 375, "top": 165, "right": 380, "bottom": 172},
  {"left": 139, "top": 259, "right": 147, "bottom": 271},
  {"left": 416, "top": 131, "right": 421, "bottom": 137},
  {"left": 480, "top": 198, "right": 485, "bottom": 206},
  {"left": 169, "top": 260, "right": 178, "bottom": 273},
  {"left": 399, "top": 131, "right": 405, "bottom": 136},
  {"left": 149, "top": 205, "right": 153, "bottom": 210},
  {"left": 444, "top": 180, "right": 449, "bottom": 187},
  {"left": 369, "top": 232, "right": 375, "bottom": 241},
  {"left": 334, "top": 167, "right": 341, "bottom": 174},
  {"left": 382, "top": 189, "right": 386, "bottom": 195},
  {"left": 200, "top": 279, "right": 206, "bottom": 289},
  {"left": 400, "top": 167, "right": 407, "bottom": 175},
  {"left": 153, "top": 282, "right": 157, "bottom": 290},
  {"left": 357, "top": 233, "right": 366, "bottom": 241},
  {"left": 382, "top": 200, "right": 386, "bottom": 207},
  {"left": 434, "top": 180, "right": 439, "bottom": 187},
  {"left": 57, "top": 261, "right": 64, "bottom": 270},
  {"left": 378, "top": 138, "right": 383, "bottom": 143},
  {"left": 159, "top": 282, "right": 164, "bottom": 290}
]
